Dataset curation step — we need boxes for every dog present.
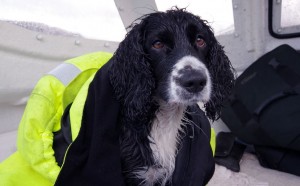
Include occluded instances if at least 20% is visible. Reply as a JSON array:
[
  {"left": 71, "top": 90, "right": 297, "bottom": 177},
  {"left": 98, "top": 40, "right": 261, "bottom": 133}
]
[
  {"left": 109, "top": 8, "right": 235, "bottom": 185},
  {"left": 55, "top": 8, "right": 235, "bottom": 186}
]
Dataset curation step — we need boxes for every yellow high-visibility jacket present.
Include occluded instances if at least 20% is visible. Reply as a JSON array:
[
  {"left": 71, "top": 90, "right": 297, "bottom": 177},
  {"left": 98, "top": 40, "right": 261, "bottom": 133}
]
[
  {"left": 0, "top": 52, "right": 112, "bottom": 185},
  {"left": 0, "top": 51, "right": 216, "bottom": 186}
]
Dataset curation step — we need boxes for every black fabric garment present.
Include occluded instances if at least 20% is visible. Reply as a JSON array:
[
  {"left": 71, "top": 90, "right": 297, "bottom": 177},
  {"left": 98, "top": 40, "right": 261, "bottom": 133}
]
[
  {"left": 55, "top": 63, "right": 125, "bottom": 186},
  {"left": 171, "top": 105, "right": 215, "bottom": 186},
  {"left": 53, "top": 103, "right": 73, "bottom": 166},
  {"left": 55, "top": 62, "right": 215, "bottom": 186}
]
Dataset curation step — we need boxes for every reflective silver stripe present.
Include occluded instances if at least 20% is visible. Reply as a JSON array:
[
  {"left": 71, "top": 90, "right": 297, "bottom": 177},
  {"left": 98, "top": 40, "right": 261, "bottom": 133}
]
[{"left": 48, "top": 63, "right": 81, "bottom": 86}]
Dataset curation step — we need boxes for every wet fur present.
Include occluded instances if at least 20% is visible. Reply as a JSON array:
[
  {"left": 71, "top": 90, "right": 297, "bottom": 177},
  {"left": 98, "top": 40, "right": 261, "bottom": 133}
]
[{"left": 109, "top": 8, "right": 235, "bottom": 185}]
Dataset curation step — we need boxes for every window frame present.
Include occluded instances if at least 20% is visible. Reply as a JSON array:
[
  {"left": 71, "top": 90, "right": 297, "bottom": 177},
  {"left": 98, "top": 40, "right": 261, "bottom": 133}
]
[{"left": 268, "top": 0, "right": 300, "bottom": 39}]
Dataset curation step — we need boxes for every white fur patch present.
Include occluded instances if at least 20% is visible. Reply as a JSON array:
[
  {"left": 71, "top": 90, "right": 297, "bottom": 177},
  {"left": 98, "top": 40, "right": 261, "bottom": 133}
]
[
  {"left": 169, "top": 55, "right": 212, "bottom": 104},
  {"left": 136, "top": 101, "right": 186, "bottom": 185},
  {"left": 135, "top": 56, "right": 212, "bottom": 185}
]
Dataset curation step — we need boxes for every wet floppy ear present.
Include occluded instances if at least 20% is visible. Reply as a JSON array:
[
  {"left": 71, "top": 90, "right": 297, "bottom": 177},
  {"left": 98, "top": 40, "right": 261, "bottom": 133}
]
[
  {"left": 109, "top": 22, "right": 155, "bottom": 125},
  {"left": 109, "top": 20, "right": 157, "bottom": 173},
  {"left": 204, "top": 29, "right": 235, "bottom": 121}
]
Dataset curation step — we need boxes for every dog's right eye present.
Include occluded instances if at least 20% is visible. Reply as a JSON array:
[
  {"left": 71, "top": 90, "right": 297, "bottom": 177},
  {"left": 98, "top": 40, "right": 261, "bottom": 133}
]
[{"left": 152, "top": 40, "right": 165, "bottom": 49}]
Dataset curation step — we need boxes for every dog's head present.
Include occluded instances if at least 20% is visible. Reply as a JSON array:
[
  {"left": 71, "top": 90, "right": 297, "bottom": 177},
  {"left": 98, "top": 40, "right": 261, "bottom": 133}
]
[
  {"left": 143, "top": 10, "right": 213, "bottom": 105},
  {"left": 110, "top": 8, "right": 235, "bottom": 121}
]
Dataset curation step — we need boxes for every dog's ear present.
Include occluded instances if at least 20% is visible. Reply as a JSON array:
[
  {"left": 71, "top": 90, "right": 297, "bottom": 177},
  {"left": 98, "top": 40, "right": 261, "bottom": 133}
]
[
  {"left": 204, "top": 30, "right": 235, "bottom": 121},
  {"left": 109, "top": 21, "right": 156, "bottom": 127}
]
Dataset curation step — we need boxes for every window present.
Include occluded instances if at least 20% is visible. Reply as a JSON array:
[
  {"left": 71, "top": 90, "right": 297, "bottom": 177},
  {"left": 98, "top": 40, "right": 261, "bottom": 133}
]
[{"left": 269, "top": 0, "right": 300, "bottom": 38}]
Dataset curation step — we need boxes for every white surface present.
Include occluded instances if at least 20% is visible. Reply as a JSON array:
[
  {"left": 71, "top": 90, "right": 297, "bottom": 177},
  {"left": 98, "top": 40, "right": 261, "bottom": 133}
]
[{"left": 209, "top": 153, "right": 300, "bottom": 186}]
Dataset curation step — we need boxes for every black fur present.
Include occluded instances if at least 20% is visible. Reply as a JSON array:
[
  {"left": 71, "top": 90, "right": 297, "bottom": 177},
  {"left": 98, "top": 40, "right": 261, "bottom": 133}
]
[
  {"left": 204, "top": 28, "right": 235, "bottom": 121},
  {"left": 109, "top": 12, "right": 157, "bottom": 183},
  {"left": 109, "top": 8, "right": 235, "bottom": 185}
]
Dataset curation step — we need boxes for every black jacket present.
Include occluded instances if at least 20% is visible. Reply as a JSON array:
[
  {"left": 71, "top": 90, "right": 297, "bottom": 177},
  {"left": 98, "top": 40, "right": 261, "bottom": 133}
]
[{"left": 55, "top": 63, "right": 215, "bottom": 186}]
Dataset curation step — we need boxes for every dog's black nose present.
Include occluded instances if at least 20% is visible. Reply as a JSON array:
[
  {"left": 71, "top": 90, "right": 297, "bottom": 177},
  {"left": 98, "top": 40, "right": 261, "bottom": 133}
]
[{"left": 176, "top": 69, "right": 207, "bottom": 93}]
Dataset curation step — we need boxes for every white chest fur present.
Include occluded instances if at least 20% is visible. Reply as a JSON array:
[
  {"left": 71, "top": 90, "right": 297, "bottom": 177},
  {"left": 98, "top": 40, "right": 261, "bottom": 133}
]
[{"left": 137, "top": 102, "right": 186, "bottom": 185}]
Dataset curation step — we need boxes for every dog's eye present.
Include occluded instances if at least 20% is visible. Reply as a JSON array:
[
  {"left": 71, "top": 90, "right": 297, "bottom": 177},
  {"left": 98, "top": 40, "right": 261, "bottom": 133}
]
[
  {"left": 152, "top": 40, "right": 165, "bottom": 49},
  {"left": 196, "top": 35, "right": 206, "bottom": 48}
]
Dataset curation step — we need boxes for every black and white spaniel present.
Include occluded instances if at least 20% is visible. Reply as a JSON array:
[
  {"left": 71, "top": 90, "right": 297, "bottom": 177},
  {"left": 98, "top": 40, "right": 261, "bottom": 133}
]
[
  {"left": 55, "top": 8, "right": 235, "bottom": 186},
  {"left": 109, "top": 8, "right": 235, "bottom": 185}
]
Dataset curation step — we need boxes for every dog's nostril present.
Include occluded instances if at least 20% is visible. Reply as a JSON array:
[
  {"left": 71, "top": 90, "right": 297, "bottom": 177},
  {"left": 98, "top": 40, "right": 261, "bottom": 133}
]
[{"left": 178, "top": 76, "right": 207, "bottom": 93}]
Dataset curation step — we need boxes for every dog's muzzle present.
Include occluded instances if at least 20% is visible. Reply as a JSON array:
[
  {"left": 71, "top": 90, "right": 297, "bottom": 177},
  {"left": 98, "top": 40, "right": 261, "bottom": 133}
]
[{"left": 169, "top": 55, "right": 211, "bottom": 104}]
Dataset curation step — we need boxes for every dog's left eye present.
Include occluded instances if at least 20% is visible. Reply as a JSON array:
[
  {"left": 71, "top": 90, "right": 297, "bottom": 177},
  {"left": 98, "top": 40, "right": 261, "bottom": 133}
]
[
  {"left": 152, "top": 40, "right": 165, "bottom": 49},
  {"left": 195, "top": 35, "right": 206, "bottom": 48}
]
